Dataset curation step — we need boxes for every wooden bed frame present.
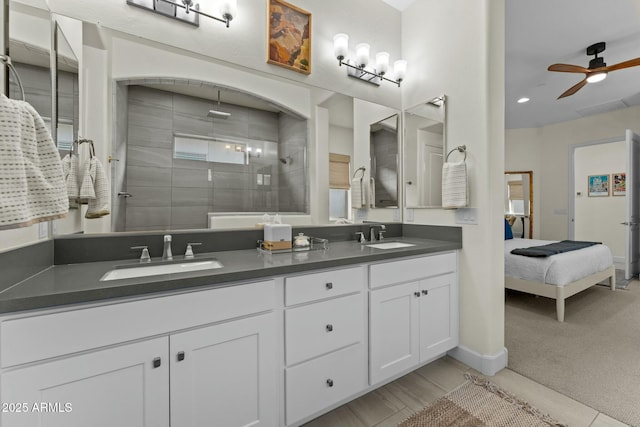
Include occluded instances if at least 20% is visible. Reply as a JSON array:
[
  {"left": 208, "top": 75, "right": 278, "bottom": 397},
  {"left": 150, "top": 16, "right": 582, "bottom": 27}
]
[{"left": 505, "top": 265, "right": 616, "bottom": 322}]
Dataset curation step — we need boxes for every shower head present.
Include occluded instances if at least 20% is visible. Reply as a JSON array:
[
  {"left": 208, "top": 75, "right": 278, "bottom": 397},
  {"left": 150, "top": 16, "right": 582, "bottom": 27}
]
[
  {"left": 208, "top": 89, "right": 230, "bottom": 119},
  {"left": 207, "top": 110, "right": 231, "bottom": 119}
]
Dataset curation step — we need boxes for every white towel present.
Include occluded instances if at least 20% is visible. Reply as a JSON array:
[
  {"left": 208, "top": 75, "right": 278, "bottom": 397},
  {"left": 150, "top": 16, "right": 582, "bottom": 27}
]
[
  {"left": 352, "top": 178, "right": 364, "bottom": 208},
  {"left": 0, "top": 95, "right": 68, "bottom": 229},
  {"left": 85, "top": 156, "right": 110, "bottom": 219},
  {"left": 442, "top": 161, "right": 468, "bottom": 209}
]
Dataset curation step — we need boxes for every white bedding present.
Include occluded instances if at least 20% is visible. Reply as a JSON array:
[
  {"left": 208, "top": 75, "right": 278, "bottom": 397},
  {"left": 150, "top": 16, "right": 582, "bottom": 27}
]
[{"left": 504, "top": 238, "right": 613, "bottom": 286}]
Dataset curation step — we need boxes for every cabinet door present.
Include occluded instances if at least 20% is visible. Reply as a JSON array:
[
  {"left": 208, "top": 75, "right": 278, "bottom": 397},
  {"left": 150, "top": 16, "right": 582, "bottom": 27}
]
[
  {"left": 170, "top": 312, "right": 277, "bottom": 427},
  {"left": 419, "top": 272, "right": 458, "bottom": 362},
  {"left": 1, "top": 337, "right": 169, "bottom": 427},
  {"left": 369, "top": 281, "right": 420, "bottom": 385}
]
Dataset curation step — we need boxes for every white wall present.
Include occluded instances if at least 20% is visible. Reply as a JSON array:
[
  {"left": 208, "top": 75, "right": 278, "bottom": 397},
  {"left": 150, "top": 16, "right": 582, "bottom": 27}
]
[
  {"left": 574, "top": 141, "right": 625, "bottom": 262},
  {"left": 47, "top": 0, "right": 403, "bottom": 110},
  {"left": 401, "top": 0, "right": 507, "bottom": 367},
  {"left": 506, "top": 105, "right": 640, "bottom": 240}
]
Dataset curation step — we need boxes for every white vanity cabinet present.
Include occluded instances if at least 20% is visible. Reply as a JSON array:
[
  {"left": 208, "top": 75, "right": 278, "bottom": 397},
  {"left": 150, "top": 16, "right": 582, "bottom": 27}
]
[
  {"left": 283, "top": 266, "right": 367, "bottom": 425},
  {"left": 0, "top": 280, "right": 277, "bottom": 427},
  {"left": 1, "top": 337, "right": 170, "bottom": 427},
  {"left": 369, "top": 252, "right": 458, "bottom": 385}
]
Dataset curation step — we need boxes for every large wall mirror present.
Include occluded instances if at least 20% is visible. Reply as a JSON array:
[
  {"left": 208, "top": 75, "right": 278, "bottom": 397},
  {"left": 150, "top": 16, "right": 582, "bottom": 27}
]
[
  {"left": 110, "top": 81, "right": 309, "bottom": 232},
  {"left": 504, "top": 171, "right": 533, "bottom": 238},
  {"left": 404, "top": 95, "right": 446, "bottom": 208},
  {"left": 3, "top": 3, "right": 404, "bottom": 241}
]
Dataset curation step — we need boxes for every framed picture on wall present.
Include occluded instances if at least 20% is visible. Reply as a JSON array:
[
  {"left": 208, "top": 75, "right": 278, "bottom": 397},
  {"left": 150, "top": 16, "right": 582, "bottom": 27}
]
[
  {"left": 612, "top": 172, "right": 626, "bottom": 196},
  {"left": 588, "top": 174, "right": 610, "bottom": 197},
  {"left": 267, "top": 0, "right": 311, "bottom": 74}
]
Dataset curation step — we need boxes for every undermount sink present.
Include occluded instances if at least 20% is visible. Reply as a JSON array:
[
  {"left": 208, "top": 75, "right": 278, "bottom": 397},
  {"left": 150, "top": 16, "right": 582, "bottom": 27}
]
[
  {"left": 366, "top": 242, "right": 416, "bottom": 250},
  {"left": 100, "top": 258, "right": 224, "bottom": 281}
]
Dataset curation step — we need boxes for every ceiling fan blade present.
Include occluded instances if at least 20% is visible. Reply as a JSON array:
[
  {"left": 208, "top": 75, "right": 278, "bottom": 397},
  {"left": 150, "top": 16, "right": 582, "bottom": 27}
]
[
  {"left": 604, "top": 57, "right": 640, "bottom": 72},
  {"left": 557, "top": 78, "right": 588, "bottom": 99},
  {"left": 548, "top": 63, "right": 590, "bottom": 73}
]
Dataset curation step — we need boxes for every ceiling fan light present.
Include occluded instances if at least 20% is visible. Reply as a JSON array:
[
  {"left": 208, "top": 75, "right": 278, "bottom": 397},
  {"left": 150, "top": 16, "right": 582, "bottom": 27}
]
[{"left": 586, "top": 72, "right": 607, "bottom": 83}]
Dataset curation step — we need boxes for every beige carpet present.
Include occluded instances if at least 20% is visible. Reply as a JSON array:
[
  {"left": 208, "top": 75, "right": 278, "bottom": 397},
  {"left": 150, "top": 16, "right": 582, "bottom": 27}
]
[
  {"left": 397, "top": 373, "right": 566, "bottom": 427},
  {"left": 506, "top": 282, "right": 640, "bottom": 425}
]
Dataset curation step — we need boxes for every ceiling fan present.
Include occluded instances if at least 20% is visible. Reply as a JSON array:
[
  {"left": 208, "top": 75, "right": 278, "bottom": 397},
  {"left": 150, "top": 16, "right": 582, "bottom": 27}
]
[{"left": 548, "top": 41, "right": 640, "bottom": 99}]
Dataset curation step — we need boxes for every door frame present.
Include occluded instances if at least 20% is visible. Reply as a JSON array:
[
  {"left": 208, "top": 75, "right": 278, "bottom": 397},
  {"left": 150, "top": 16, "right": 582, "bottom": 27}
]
[{"left": 568, "top": 136, "right": 625, "bottom": 240}]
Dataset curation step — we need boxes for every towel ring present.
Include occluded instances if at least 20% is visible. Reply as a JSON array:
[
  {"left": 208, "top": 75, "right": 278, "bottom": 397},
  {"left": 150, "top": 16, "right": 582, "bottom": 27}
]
[
  {"left": 446, "top": 145, "right": 467, "bottom": 162},
  {"left": 352, "top": 166, "right": 366, "bottom": 180}
]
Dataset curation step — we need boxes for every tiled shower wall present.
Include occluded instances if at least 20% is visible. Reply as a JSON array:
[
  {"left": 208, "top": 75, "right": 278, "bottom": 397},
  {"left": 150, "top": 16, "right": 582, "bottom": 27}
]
[{"left": 118, "top": 85, "right": 308, "bottom": 231}]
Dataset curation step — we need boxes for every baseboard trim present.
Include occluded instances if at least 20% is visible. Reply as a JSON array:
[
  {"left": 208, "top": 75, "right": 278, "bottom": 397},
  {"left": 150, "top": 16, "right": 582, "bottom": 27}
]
[{"left": 448, "top": 345, "right": 508, "bottom": 376}]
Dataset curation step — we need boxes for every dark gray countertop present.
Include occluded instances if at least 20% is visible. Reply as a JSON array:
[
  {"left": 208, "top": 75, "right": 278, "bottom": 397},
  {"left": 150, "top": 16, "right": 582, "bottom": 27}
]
[{"left": 0, "top": 237, "right": 460, "bottom": 314}]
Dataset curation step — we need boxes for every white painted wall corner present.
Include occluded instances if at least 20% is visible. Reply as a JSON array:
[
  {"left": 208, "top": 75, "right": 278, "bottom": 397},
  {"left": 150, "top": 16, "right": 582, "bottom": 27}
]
[{"left": 448, "top": 345, "right": 508, "bottom": 376}]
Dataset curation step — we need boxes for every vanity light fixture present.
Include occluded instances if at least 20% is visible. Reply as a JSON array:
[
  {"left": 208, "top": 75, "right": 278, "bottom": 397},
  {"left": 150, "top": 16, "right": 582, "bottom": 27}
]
[
  {"left": 333, "top": 33, "right": 406, "bottom": 87},
  {"left": 127, "top": 0, "right": 237, "bottom": 28}
]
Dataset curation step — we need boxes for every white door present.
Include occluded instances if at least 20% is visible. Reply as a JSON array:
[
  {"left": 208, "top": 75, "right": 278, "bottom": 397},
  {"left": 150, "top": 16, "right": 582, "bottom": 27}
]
[
  {"left": 625, "top": 130, "right": 640, "bottom": 280},
  {"left": 170, "top": 312, "right": 277, "bottom": 427},
  {"left": 1, "top": 338, "right": 169, "bottom": 427},
  {"left": 369, "top": 281, "right": 420, "bottom": 385}
]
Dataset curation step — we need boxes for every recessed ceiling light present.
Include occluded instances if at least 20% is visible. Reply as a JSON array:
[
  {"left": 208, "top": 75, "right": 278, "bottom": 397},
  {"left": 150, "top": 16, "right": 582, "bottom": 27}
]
[{"left": 517, "top": 97, "right": 530, "bottom": 104}]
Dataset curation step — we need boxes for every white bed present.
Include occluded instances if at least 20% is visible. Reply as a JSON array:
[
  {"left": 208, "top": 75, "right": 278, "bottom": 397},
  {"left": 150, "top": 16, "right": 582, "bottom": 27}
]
[{"left": 505, "top": 238, "right": 616, "bottom": 322}]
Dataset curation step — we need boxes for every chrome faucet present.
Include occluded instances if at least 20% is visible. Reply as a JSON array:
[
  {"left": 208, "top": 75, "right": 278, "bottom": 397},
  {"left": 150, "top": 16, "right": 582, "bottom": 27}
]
[
  {"left": 162, "top": 235, "right": 173, "bottom": 261},
  {"left": 368, "top": 224, "right": 386, "bottom": 242}
]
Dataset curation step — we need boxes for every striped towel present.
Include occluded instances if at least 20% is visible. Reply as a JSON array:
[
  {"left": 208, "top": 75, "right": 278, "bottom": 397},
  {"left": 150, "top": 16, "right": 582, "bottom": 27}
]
[
  {"left": 352, "top": 178, "right": 364, "bottom": 208},
  {"left": 0, "top": 95, "right": 68, "bottom": 229},
  {"left": 85, "top": 156, "right": 110, "bottom": 218},
  {"left": 442, "top": 161, "right": 468, "bottom": 209}
]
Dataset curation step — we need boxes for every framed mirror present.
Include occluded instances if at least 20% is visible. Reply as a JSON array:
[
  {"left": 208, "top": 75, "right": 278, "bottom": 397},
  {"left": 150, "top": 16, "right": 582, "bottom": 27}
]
[
  {"left": 504, "top": 170, "right": 533, "bottom": 238},
  {"left": 369, "top": 114, "right": 399, "bottom": 208},
  {"left": 404, "top": 95, "right": 446, "bottom": 208}
]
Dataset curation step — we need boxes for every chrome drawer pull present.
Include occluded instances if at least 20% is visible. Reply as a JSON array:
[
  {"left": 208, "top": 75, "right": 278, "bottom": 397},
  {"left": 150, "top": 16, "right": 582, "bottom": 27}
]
[
  {"left": 414, "top": 292, "right": 421, "bottom": 297},
  {"left": 326, "top": 324, "right": 334, "bottom": 332},
  {"left": 422, "top": 289, "right": 429, "bottom": 295},
  {"left": 326, "top": 379, "right": 334, "bottom": 387},
  {"left": 326, "top": 282, "right": 333, "bottom": 290}
]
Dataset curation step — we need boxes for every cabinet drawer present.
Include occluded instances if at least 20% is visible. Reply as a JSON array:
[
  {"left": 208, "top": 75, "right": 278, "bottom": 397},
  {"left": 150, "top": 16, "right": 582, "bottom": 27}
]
[
  {"left": 285, "top": 343, "right": 367, "bottom": 425},
  {"left": 285, "top": 266, "right": 364, "bottom": 306},
  {"left": 369, "top": 252, "right": 456, "bottom": 289},
  {"left": 285, "top": 293, "right": 364, "bottom": 366},
  {"left": 1, "top": 280, "right": 275, "bottom": 368}
]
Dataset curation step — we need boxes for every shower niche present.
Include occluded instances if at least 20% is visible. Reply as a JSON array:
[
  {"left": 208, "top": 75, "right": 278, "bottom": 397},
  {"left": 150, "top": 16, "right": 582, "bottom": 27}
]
[{"left": 111, "top": 81, "right": 309, "bottom": 232}]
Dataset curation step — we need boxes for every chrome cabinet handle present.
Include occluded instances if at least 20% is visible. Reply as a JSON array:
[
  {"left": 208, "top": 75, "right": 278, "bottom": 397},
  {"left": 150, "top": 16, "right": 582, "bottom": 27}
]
[
  {"left": 414, "top": 292, "right": 421, "bottom": 297},
  {"left": 326, "top": 282, "right": 333, "bottom": 290},
  {"left": 422, "top": 289, "right": 428, "bottom": 295},
  {"left": 326, "top": 379, "right": 334, "bottom": 387},
  {"left": 152, "top": 357, "right": 161, "bottom": 368},
  {"left": 326, "top": 324, "right": 333, "bottom": 332},
  {"left": 177, "top": 351, "right": 185, "bottom": 362}
]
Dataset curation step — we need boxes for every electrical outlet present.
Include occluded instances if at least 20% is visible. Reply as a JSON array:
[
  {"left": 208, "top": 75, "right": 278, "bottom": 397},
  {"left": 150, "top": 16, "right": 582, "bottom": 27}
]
[
  {"left": 38, "top": 221, "right": 49, "bottom": 239},
  {"left": 406, "top": 209, "right": 414, "bottom": 222},
  {"left": 355, "top": 209, "right": 367, "bottom": 220},
  {"left": 455, "top": 207, "right": 478, "bottom": 225}
]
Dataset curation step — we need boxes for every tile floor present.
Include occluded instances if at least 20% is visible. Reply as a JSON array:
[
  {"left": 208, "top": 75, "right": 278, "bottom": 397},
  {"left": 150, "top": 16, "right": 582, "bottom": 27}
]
[{"left": 302, "top": 356, "right": 629, "bottom": 427}]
